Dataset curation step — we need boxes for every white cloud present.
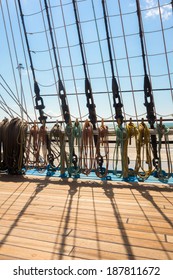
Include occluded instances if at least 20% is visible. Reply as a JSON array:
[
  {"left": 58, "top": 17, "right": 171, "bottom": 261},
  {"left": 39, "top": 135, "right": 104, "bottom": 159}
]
[{"left": 145, "top": 0, "right": 172, "bottom": 21}]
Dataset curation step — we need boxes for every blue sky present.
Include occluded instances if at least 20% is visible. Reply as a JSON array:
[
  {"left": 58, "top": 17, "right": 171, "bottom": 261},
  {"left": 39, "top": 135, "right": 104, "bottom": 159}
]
[{"left": 0, "top": 0, "right": 173, "bottom": 126}]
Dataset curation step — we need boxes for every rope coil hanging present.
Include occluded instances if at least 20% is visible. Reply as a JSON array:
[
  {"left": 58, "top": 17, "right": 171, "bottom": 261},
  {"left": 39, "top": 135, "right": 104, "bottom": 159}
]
[
  {"left": 94, "top": 119, "right": 109, "bottom": 178},
  {"left": 65, "top": 118, "right": 82, "bottom": 176},
  {"left": 156, "top": 117, "right": 172, "bottom": 180},
  {"left": 135, "top": 118, "right": 153, "bottom": 180}
]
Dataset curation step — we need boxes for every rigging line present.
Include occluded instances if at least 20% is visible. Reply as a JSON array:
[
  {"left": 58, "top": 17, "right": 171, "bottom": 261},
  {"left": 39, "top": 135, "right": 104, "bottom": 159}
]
[
  {"left": 0, "top": 101, "right": 13, "bottom": 118},
  {"left": 105, "top": 0, "right": 126, "bottom": 121},
  {"left": 46, "top": 0, "right": 72, "bottom": 123},
  {"left": 30, "top": 45, "right": 173, "bottom": 60},
  {"left": 72, "top": 0, "right": 97, "bottom": 128},
  {"left": 0, "top": 95, "right": 26, "bottom": 119},
  {"left": 158, "top": 0, "right": 173, "bottom": 104},
  {"left": 0, "top": 78, "right": 33, "bottom": 122},
  {"left": 17, "top": 0, "right": 47, "bottom": 124},
  {"left": 118, "top": 0, "right": 138, "bottom": 124},
  {"left": 101, "top": 0, "right": 123, "bottom": 122},
  {"left": 0, "top": 99, "right": 22, "bottom": 119},
  {"left": 43, "top": 0, "right": 71, "bottom": 125},
  {"left": 21, "top": 7, "right": 45, "bottom": 17},
  {"left": 26, "top": 24, "right": 173, "bottom": 40},
  {"left": 14, "top": 0, "right": 37, "bottom": 122},
  {"left": 91, "top": 0, "right": 115, "bottom": 129},
  {"left": 37, "top": 81, "right": 59, "bottom": 87},
  {"left": 0, "top": 83, "right": 32, "bottom": 121},
  {"left": 0, "top": 105, "right": 13, "bottom": 118},
  {"left": 33, "top": 66, "right": 56, "bottom": 72},
  {"left": 136, "top": 0, "right": 159, "bottom": 170},
  {"left": 0, "top": 74, "right": 21, "bottom": 104},
  {"left": 59, "top": 0, "right": 82, "bottom": 122},
  {"left": 140, "top": 8, "right": 157, "bottom": 122},
  {"left": 0, "top": 95, "right": 14, "bottom": 118},
  {"left": 0, "top": 2, "right": 22, "bottom": 118},
  {"left": 30, "top": 47, "right": 54, "bottom": 53},
  {"left": 31, "top": 0, "right": 60, "bottom": 98},
  {"left": 5, "top": 0, "right": 29, "bottom": 122}
]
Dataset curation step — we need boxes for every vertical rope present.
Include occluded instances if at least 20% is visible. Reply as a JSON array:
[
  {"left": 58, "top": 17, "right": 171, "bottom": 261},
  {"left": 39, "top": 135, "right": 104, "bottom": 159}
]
[
  {"left": 0, "top": 2, "right": 22, "bottom": 118},
  {"left": 44, "top": 0, "right": 71, "bottom": 124},
  {"left": 117, "top": 0, "right": 138, "bottom": 124},
  {"left": 104, "top": 0, "right": 126, "bottom": 121},
  {"left": 72, "top": 0, "right": 97, "bottom": 128},
  {"left": 5, "top": 0, "right": 29, "bottom": 122},
  {"left": 59, "top": 0, "right": 82, "bottom": 122},
  {"left": 38, "top": 0, "right": 63, "bottom": 122},
  {"left": 14, "top": 0, "right": 37, "bottom": 122},
  {"left": 158, "top": 0, "right": 173, "bottom": 105},
  {"left": 91, "top": 0, "right": 115, "bottom": 129}
]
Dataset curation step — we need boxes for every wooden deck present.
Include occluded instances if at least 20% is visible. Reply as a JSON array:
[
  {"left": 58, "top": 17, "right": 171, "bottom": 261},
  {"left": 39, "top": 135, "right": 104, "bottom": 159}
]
[{"left": 0, "top": 174, "right": 173, "bottom": 260}]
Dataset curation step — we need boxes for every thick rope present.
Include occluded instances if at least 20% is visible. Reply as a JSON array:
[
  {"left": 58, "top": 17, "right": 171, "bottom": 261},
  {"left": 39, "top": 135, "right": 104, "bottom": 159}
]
[
  {"left": 135, "top": 119, "right": 153, "bottom": 180},
  {"left": 80, "top": 119, "right": 94, "bottom": 176},
  {"left": 65, "top": 118, "right": 82, "bottom": 176}
]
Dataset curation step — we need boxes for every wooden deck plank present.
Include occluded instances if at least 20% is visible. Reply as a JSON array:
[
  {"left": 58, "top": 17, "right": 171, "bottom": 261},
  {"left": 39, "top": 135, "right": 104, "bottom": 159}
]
[{"left": 0, "top": 174, "right": 173, "bottom": 260}]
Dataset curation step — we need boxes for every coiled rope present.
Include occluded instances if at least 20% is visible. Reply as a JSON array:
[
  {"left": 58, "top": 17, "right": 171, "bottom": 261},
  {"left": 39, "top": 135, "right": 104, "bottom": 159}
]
[
  {"left": 135, "top": 118, "right": 153, "bottom": 180},
  {"left": 95, "top": 119, "right": 109, "bottom": 178}
]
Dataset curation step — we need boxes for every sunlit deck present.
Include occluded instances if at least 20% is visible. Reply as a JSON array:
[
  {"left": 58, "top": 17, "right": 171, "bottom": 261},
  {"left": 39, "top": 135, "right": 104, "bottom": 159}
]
[{"left": 0, "top": 174, "right": 173, "bottom": 260}]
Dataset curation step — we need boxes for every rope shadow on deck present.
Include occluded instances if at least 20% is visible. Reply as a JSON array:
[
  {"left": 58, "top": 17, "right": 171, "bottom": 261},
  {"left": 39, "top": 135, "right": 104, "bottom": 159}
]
[
  {"left": 133, "top": 186, "right": 173, "bottom": 259},
  {"left": 103, "top": 185, "right": 135, "bottom": 260},
  {"left": 51, "top": 185, "right": 78, "bottom": 260},
  {"left": 0, "top": 180, "right": 48, "bottom": 249}
]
